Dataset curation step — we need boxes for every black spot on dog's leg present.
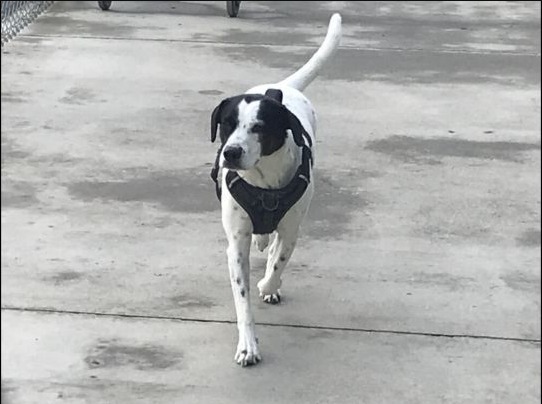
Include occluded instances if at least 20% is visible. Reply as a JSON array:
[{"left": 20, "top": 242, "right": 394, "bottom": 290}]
[
  {"left": 236, "top": 277, "right": 241, "bottom": 285},
  {"left": 280, "top": 256, "right": 286, "bottom": 262},
  {"left": 240, "top": 289, "right": 245, "bottom": 297},
  {"left": 273, "top": 265, "right": 278, "bottom": 272}
]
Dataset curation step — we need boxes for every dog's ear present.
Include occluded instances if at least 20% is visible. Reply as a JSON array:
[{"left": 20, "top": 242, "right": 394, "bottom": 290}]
[
  {"left": 210, "top": 98, "right": 229, "bottom": 143},
  {"left": 285, "top": 108, "right": 309, "bottom": 147},
  {"left": 265, "top": 89, "right": 283, "bottom": 104}
]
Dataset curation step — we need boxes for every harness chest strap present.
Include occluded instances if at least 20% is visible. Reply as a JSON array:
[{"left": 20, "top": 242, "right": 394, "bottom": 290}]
[{"left": 211, "top": 145, "right": 313, "bottom": 235}]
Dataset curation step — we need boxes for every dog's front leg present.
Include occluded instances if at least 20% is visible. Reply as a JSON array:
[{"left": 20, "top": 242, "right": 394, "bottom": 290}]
[
  {"left": 222, "top": 197, "right": 261, "bottom": 366},
  {"left": 227, "top": 238, "right": 261, "bottom": 366}
]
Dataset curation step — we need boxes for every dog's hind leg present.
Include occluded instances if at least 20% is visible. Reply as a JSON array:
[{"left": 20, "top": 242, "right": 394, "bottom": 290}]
[
  {"left": 257, "top": 225, "right": 299, "bottom": 304},
  {"left": 253, "top": 234, "right": 270, "bottom": 252},
  {"left": 257, "top": 185, "right": 313, "bottom": 304}
]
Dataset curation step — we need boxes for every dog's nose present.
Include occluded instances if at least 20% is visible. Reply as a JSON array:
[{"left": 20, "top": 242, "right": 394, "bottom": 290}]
[{"left": 223, "top": 146, "right": 243, "bottom": 163}]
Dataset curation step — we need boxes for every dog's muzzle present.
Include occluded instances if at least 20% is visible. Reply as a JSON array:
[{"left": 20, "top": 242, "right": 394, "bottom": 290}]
[{"left": 223, "top": 146, "right": 243, "bottom": 169}]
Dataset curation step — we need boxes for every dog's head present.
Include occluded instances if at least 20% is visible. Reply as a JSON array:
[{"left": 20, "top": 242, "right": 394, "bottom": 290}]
[{"left": 210, "top": 89, "right": 306, "bottom": 170}]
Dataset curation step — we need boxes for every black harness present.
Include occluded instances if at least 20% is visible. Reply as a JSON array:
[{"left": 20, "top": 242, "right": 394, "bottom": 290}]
[{"left": 210, "top": 145, "right": 313, "bottom": 235}]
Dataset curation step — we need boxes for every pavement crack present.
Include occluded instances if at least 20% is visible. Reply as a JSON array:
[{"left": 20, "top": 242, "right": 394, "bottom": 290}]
[{"left": 2, "top": 306, "right": 540, "bottom": 344}]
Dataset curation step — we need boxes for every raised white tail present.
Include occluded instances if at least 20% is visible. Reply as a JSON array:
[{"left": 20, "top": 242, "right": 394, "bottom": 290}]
[{"left": 279, "top": 13, "right": 342, "bottom": 91}]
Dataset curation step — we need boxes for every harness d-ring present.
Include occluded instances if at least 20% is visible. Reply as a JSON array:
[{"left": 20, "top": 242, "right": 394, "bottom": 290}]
[{"left": 259, "top": 192, "right": 280, "bottom": 211}]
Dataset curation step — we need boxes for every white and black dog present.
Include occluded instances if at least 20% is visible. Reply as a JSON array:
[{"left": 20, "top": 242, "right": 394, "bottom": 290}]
[{"left": 210, "top": 14, "right": 342, "bottom": 366}]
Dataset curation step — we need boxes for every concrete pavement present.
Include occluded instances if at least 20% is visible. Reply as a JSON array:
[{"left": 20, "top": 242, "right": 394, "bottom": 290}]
[{"left": 1, "top": 1, "right": 540, "bottom": 403}]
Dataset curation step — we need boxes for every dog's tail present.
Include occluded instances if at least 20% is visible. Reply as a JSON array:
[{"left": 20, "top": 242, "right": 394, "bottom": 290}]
[{"left": 279, "top": 13, "right": 342, "bottom": 92}]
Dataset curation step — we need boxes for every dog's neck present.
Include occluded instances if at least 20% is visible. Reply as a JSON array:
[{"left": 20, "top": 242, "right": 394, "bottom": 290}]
[{"left": 238, "top": 138, "right": 301, "bottom": 189}]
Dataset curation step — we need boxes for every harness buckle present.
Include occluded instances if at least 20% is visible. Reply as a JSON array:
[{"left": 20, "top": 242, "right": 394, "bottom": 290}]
[{"left": 259, "top": 192, "right": 280, "bottom": 211}]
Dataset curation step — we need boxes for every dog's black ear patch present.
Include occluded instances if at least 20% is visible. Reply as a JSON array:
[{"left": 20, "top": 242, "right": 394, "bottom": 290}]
[
  {"left": 285, "top": 108, "right": 309, "bottom": 147},
  {"left": 211, "top": 95, "right": 258, "bottom": 143},
  {"left": 265, "top": 89, "right": 283, "bottom": 104},
  {"left": 210, "top": 98, "right": 230, "bottom": 143},
  {"left": 257, "top": 99, "right": 289, "bottom": 156}
]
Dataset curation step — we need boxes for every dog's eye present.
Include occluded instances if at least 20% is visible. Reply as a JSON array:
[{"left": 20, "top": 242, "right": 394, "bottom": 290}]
[{"left": 252, "top": 124, "right": 264, "bottom": 133}]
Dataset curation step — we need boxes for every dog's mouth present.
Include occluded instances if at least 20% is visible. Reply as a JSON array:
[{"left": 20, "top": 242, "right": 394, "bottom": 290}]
[
  {"left": 222, "top": 161, "right": 242, "bottom": 171},
  {"left": 222, "top": 159, "right": 261, "bottom": 171}
]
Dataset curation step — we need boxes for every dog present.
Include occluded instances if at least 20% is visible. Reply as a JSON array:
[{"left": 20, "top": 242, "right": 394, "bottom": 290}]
[{"left": 209, "top": 14, "right": 342, "bottom": 366}]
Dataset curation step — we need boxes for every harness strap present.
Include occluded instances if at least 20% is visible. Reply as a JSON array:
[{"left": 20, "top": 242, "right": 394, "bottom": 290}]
[{"left": 220, "top": 146, "right": 312, "bottom": 234}]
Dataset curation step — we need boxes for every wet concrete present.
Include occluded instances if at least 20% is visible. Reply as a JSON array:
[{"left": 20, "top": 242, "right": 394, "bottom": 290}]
[
  {"left": 366, "top": 135, "right": 541, "bottom": 163},
  {"left": 46, "top": 271, "right": 84, "bottom": 285},
  {"left": 500, "top": 270, "right": 541, "bottom": 294},
  {"left": 167, "top": 293, "right": 217, "bottom": 309},
  {"left": 218, "top": 45, "right": 542, "bottom": 85},
  {"left": 1, "top": 181, "right": 38, "bottom": 208},
  {"left": 305, "top": 170, "right": 370, "bottom": 239},
  {"left": 1, "top": 91, "right": 28, "bottom": 104},
  {"left": 85, "top": 339, "right": 181, "bottom": 370},
  {"left": 59, "top": 86, "right": 100, "bottom": 105},
  {"left": 396, "top": 271, "right": 476, "bottom": 292},
  {"left": 517, "top": 229, "right": 541, "bottom": 247},
  {"left": 33, "top": 14, "right": 139, "bottom": 38},
  {"left": 1, "top": 1, "right": 540, "bottom": 403},
  {"left": 68, "top": 169, "right": 217, "bottom": 213}
]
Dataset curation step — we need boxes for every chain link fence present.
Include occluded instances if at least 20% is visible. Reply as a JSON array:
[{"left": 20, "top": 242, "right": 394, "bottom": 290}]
[{"left": 1, "top": 1, "right": 55, "bottom": 46}]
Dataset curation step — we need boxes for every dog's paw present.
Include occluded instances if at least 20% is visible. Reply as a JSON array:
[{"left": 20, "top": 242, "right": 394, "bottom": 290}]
[
  {"left": 253, "top": 234, "right": 269, "bottom": 252},
  {"left": 257, "top": 277, "right": 282, "bottom": 301},
  {"left": 261, "top": 291, "right": 281, "bottom": 305},
  {"left": 235, "top": 336, "right": 261, "bottom": 367}
]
